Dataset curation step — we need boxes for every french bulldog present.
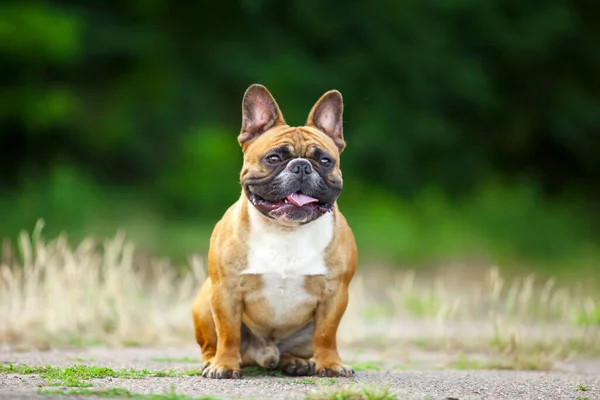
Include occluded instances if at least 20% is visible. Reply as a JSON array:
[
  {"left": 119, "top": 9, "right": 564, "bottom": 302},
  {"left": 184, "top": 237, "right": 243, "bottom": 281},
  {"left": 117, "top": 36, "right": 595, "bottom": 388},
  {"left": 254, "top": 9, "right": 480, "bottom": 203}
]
[{"left": 191, "top": 84, "right": 357, "bottom": 379}]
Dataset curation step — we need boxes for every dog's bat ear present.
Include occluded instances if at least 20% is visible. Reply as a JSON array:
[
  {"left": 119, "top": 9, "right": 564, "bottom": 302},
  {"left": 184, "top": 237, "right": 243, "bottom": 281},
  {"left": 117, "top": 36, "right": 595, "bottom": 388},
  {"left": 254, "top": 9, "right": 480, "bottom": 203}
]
[
  {"left": 306, "top": 90, "right": 345, "bottom": 153},
  {"left": 238, "top": 84, "right": 286, "bottom": 146}
]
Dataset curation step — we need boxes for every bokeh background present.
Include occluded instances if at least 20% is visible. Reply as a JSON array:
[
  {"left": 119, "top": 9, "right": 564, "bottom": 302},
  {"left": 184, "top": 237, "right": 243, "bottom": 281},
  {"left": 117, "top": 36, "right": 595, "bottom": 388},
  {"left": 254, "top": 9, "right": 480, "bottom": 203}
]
[{"left": 1, "top": 1, "right": 599, "bottom": 281}]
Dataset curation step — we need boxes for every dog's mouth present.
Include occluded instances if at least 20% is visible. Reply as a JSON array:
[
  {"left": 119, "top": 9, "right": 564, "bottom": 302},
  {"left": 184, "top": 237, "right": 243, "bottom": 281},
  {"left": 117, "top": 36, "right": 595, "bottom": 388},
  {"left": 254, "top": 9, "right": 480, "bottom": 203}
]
[{"left": 248, "top": 190, "right": 334, "bottom": 215}]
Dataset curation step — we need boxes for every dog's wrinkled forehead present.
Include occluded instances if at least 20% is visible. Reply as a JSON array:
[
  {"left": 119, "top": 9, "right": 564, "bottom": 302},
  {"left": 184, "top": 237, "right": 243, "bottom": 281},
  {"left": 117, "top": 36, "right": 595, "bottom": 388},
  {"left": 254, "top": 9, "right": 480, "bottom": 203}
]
[{"left": 243, "top": 125, "right": 340, "bottom": 163}]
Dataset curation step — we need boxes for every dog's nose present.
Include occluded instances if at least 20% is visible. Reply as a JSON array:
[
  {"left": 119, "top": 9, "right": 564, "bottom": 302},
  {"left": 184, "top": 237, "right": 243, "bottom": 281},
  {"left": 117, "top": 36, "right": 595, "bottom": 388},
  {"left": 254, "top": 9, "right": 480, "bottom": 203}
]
[{"left": 287, "top": 159, "right": 313, "bottom": 177}]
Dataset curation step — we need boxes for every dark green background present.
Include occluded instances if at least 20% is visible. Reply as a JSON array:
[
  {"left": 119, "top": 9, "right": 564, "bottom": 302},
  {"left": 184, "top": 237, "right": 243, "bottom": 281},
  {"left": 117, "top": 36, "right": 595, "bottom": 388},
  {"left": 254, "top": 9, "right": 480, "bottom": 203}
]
[{"left": 1, "top": 1, "right": 598, "bottom": 278}]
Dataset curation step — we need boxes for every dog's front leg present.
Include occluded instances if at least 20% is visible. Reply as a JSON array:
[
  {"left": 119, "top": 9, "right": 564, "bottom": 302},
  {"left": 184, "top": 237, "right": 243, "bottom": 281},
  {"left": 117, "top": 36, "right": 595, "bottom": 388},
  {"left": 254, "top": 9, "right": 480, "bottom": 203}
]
[
  {"left": 201, "top": 280, "right": 242, "bottom": 379},
  {"left": 312, "top": 280, "right": 354, "bottom": 377}
]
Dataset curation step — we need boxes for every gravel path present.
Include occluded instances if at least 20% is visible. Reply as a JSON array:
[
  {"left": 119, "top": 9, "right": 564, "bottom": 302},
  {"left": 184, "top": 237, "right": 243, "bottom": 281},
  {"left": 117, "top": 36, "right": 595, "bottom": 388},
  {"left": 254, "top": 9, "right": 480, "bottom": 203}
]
[{"left": 1, "top": 346, "right": 599, "bottom": 400}]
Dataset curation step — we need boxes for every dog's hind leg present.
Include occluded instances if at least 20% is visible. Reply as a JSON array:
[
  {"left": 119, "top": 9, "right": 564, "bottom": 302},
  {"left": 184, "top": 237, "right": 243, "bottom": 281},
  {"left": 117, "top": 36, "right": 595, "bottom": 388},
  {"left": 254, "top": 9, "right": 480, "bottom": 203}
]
[
  {"left": 191, "top": 279, "right": 218, "bottom": 371},
  {"left": 276, "top": 322, "right": 315, "bottom": 376}
]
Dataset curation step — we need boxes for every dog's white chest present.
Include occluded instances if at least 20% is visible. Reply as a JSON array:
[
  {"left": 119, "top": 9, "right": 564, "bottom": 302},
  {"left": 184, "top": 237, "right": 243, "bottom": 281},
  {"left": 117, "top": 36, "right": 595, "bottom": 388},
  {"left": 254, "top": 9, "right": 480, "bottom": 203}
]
[
  {"left": 256, "top": 273, "right": 312, "bottom": 320},
  {"left": 243, "top": 206, "right": 334, "bottom": 320}
]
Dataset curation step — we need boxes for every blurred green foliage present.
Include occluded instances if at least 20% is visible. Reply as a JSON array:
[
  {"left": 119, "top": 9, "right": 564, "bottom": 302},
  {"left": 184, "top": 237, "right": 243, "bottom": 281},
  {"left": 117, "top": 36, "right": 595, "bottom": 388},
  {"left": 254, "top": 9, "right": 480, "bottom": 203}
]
[{"left": 0, "top": 1, "right": 598, "bottom": 276}]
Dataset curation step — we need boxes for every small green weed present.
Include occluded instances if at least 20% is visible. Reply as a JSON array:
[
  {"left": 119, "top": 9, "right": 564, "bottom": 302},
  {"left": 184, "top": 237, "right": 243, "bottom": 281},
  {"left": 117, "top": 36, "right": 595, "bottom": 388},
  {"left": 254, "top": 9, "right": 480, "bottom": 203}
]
[
  {"left": 0, "top": 364, "right": 203, "bottom": 387},
  {"left": 362, "top": 303, "right": 395, "bottom": 320},
  {"left": 151, "top": 371, "right": 178, "bottom": 377},
  {"left": 576, "top": 307, "right": 600, "bottom": 327},
  {"left": 350, "top": 361, "right": 382, "bottom": 371},
  {"left": 443, "top": 355, "right": 552, "bottom": 372},
  {"left": 37, "top": 387, "right": 220, "bottom": 399},
  {"left": 308, "top": 384, "right": 397, "bottom": 400},
  {"left": 577, "top": 384, "right": 591, "bottom": 391},
  {"left": 66, "top": 337, "right": 103, "bottom": 348},
  {"left": 183, "top": 369, "right": 203, "bottom": 376},
  {"left": 448, "top": 355, "right": 485, "bottom": 370},
  {"left": 410, "top": 338, "right": 431, "bottom": 349},
  {"left": 293, "top": 377, "right": 316, "bottom": 385},
  {"left": 488, "top": 334, "right": 555, "bottom": 370},
  {"left": 402, "top": 293, "right": 441, "bottom": 317}
]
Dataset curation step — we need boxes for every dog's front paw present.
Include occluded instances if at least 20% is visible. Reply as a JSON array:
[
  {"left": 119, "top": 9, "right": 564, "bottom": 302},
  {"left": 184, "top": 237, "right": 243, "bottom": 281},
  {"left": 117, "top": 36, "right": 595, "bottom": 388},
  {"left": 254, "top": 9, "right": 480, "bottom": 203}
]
[
  {"left": 199, "top": 354, "right": 214, "bottom": 374},
  {"left": 201, "top": 357, "right": 241, "bottom": 379},
  {"left": 314, "top": 360, "right": 354, "bottom": 377}
]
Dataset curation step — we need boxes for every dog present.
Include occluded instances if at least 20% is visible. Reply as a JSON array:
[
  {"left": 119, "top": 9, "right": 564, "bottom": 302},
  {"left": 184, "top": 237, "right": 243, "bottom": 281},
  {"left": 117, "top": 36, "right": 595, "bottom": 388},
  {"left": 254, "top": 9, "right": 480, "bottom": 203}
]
[{"left": 191, "top": 84, "right": 357, "bottom": 379}]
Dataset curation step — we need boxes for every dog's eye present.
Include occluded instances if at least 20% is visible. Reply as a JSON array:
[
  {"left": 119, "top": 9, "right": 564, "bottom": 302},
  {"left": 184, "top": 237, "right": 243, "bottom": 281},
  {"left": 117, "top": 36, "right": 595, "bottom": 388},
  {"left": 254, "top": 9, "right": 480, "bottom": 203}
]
[
  {"left": 266, "top": 155, "right": 281, "bottom": 165},
  {"left": 319, "top": 157, "right": 332, "bottom": 168}
]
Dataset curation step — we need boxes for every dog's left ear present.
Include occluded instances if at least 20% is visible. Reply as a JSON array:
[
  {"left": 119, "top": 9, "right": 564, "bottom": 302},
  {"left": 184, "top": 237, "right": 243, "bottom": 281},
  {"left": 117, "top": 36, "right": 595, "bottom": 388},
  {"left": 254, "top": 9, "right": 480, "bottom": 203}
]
[
  {"left": 238, "top": 84, "right": 286, "bottom": 146},
  {"left": 306, "top": 90, "right": 345, "bottom": 153}
]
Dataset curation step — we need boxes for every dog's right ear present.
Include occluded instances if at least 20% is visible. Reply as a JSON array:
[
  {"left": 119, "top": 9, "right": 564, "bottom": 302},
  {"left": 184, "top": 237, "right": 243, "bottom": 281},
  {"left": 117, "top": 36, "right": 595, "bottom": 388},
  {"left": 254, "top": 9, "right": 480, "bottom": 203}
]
[{"left": 238, "top": 84, "right": 286, "bottom": 146}]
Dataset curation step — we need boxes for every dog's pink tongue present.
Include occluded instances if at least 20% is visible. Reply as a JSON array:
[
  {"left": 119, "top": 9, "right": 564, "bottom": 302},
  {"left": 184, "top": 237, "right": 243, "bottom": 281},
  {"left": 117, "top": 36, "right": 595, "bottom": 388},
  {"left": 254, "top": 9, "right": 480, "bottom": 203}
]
[{"left": 287, "top": 193, "right": 319, "bottom": 207}]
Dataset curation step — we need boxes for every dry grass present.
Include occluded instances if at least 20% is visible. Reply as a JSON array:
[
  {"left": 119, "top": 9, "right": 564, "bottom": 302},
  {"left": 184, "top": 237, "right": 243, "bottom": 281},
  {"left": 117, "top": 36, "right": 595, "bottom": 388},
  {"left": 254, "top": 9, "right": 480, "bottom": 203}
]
[
  {"left": 1, "top": 220, "right": 205, "bottom": 349},
  {"left": 339, "top": 265, "right": 600, "bottom": 368},
  {"left": 1, "top": 220, "right": 599, "bottom": 369}
]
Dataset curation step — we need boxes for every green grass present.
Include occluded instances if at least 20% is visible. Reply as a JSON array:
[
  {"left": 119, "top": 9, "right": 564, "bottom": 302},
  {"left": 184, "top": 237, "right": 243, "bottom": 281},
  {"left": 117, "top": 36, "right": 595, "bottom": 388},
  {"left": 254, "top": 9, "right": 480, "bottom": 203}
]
[
  {"left": 401, "top": 293, "right": 441, "bottom": 317},
  {"left": 3, "top": 172, "right": 599, "bottom": 277},
  {"left": 292, "top": 377, "right": 317, "bottom": 384},
  {"left": 577, "top": 384, "right": 591, "bottom": 391},
  {"left": 341, "top": 181, "right": 600, "bottom": 276},
  {"left": 0, "top": 364, "right": 202, "bottom": 387},
  {"left": 307, "top": 385, "right": 397, "bottom": 400},
  {"left": 362, "top": 294, "right": 442, "bottom": 320},
  {"left": 576, "top": 306, "right": 600, "bottom": 327},
  {"left": 410, "top": 339, "right": 431, "bottom": 349},
  {"left": 448, "top": 355, "right": 484, "bottom": 370},
  {"left": 37, "top": 387, "right": 220, "bottom": 399},
  {"left": 182, "top": 369, "right": 203, "bottom": 376},
  {"left": 350, "top": 362, "right": 382, "bottom": 372},
  {"left": 361, "top": 304, "right": 395, "bottom": 321},
  {"left": 442, "top": 353, "right": 553, "bottom": 372}
]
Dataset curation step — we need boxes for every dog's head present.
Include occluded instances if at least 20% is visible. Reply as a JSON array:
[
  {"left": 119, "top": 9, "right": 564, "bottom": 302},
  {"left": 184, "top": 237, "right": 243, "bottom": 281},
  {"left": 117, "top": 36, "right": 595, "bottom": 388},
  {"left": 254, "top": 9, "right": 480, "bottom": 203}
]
[{"left": 238, "top": 84, "right": 346, "bottom": 225}]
